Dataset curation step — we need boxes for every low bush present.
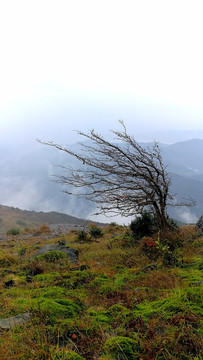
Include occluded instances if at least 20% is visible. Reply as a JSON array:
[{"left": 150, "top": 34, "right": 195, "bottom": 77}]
[
  {"left": 141, "top": 236, "right": 160, "bottom": 260},
  {"left": 7, "top": 228, "right": 20, "bottom": 236},
  {"left": 130, "top": 211, "right": 158, "bottom": 240},
  {"left": 38, "top": 251, "right": 66, "bottom": 263},
  {"left": 77, "top": 230, "right": 90, "bottom": 242},
  {"left": 40, "top": 224, "right": 51, "bottom": 233},
  {"left": 89, "top": 224, "right": 103, "bottom": 238}
]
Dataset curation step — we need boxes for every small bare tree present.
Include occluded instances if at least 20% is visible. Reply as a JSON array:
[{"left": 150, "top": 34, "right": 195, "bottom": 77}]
[{"left": 38, "top": 121, "right": 192, "bottom": 230}]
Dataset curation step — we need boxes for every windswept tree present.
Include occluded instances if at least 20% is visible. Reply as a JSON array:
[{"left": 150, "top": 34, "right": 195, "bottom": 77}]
[{"left": 38, "top": 121, "right": 193, "bottom": 230}]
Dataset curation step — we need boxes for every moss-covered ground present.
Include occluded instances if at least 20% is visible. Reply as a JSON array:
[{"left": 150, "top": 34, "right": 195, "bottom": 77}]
[{"left": 0, "top": 224, "right": 202, "bottom": 359}]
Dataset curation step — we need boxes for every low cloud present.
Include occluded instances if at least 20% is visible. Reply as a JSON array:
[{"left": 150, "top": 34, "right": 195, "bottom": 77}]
[{"left": 177, "top": 209, "right": 198, "bottom": 224}]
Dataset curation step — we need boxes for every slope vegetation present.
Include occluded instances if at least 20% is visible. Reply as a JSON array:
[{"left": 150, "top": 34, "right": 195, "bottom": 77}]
[{"left": 0, "top": 222, "right": 202, "bottom": 359}]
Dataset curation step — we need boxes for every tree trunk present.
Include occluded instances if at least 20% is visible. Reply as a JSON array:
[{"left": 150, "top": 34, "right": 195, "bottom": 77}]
[{"left": 153, "top": 202, "right": 169, "bottom": 231}]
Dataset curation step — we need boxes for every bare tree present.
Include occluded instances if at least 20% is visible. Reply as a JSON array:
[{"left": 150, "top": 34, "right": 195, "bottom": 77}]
[{"left": 38, "top": 121, "right": 192, "bottom": 230}]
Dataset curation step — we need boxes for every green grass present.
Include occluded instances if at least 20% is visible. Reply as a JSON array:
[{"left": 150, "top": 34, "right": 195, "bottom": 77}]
[
  {"left": 133, "top": 286, "right": 203, "bottom": 320},
  {"left": 0, "top": 224, "right": 202, "bottom": 359}
]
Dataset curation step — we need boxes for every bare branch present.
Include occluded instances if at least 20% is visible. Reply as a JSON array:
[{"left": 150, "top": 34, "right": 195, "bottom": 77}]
[{"left": 38, "top": 122, "right": 194, "bottom": 230}]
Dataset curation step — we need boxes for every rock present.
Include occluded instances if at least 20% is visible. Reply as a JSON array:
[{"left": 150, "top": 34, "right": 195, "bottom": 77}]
[
  {"left": 0, "top": 313, "right": 31, "bottom": 330},
  {"left": 196, "top": 216, "right": 203, "bottom": 236},
  {"left": 33, "top": 244, "right": 78, "bottom": 263},
  {"left": 142, "top": 264, "right": 157, "bottom": 272},
  {"left": 26, "top": 275, "right": 33, "bottom": 283},
  {"left": 4, "top": 279, "right": 15, "bottom": 288}
]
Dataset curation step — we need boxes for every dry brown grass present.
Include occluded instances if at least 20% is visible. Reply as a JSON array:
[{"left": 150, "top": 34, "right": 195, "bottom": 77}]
[{"left": 137, "top": 269, "right": 182, "bottom": 290}]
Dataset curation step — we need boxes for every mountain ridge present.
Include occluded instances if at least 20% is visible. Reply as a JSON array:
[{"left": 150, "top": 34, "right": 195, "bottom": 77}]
[{"left": 0, "top": 204, "right": 107, "bottom": 234}]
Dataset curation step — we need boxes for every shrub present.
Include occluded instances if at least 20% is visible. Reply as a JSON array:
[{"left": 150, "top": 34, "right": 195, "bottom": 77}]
[
  {"left": 141, "top": 231, "right": 181, "bottom": 265},
  {"left": 38, "top": 251, "right": 66, "bottom": 263},
  {"left": 40, "top": 224, "right": 51, "bottom": 233},
  {"left": 7, "top": 228, "right": 20, "bottom": 236},
  {"left": 130, "top": 211, "right": 158, "bottom": 240},
  {"left": 89, "top": 224, "right": 103, "bottom": 238},
  {"left": 141, "top": 236, "right": 160, "bottom": 260},
  {"left": 159, "top": 230, "right": 184, "bottom": 251},
  {"left": 25, "top": 258, "right": 45, "bottom": 276},
  {"left": 77, "top": 230, "right": 89, "bottom": 242}
]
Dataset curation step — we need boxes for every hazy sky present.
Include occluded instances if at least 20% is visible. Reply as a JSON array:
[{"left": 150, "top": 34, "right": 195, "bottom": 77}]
[{"left": 0, "top": 0, "right": 203, "bottom": 146}]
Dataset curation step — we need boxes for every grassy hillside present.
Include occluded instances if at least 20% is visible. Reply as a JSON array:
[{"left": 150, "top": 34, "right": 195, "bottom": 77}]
[
  {"left": 0, "top": 205, "right": 106, "bottom": 234},
  {"left": 0, "top": 222, "right": 202, "bottom": 359}
]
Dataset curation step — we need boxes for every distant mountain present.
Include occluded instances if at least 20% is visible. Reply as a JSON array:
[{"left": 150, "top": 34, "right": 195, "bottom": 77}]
[
  {"left": 162, "top": 139, "right": 203, "bottom": 177},
  {"left": 0, "top": 143, "right": 93, "bottom": 219},
  {"left": 1, "top": 138, "right": 203, "bottom": 224},
  {"left": 137, "top": 129, "right": 203, "bottom": 143},
  {"left": 0, "top": 204, "right": 107, "bottom": 234}
]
